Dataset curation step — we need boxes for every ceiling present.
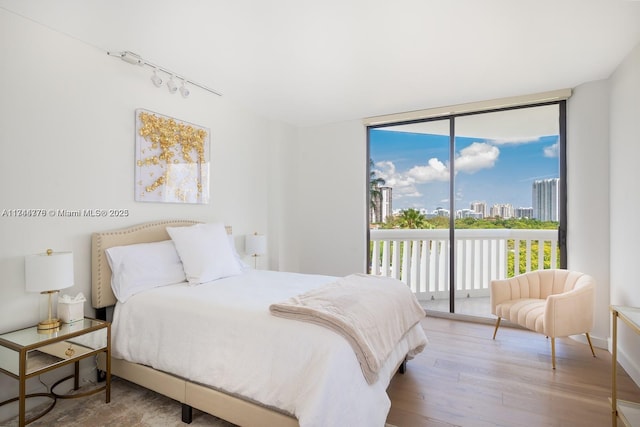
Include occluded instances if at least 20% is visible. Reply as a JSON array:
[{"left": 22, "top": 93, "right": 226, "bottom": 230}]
[{"left": 2, "top": 0, "right": 640, "bottom": 127}]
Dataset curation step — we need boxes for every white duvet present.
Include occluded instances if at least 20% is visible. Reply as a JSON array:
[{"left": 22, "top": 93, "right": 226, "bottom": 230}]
[{"left": 111, "top": 270, "right": 428, "bottom": 427}]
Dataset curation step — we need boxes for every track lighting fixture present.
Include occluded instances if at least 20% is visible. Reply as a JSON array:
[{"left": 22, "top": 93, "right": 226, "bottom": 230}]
[
  {"left": 107, "top": 50, "right": 222, "bottom": 97},
  {"left": 119, "top": 51, "right": 143, "bottom": 66},
  {"left": 151, "top": 69, "right": 163, "bottom": 87},
  {"left": 167, "top": 75, "right": 178, "bottom": 94},
  {"left": 179, "top": 80, "right": 190, "bottom": 98}
]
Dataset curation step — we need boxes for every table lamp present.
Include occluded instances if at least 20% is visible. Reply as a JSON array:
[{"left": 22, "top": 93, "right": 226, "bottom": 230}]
[
  {"left": 245, "top": 233, "right": 266, "bottom": 269},
  {"left": 25, "top": 249, "right": 74, "bottom": 331}
]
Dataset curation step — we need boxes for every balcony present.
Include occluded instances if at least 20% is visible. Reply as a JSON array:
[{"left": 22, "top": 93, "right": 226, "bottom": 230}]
[{"left": 369, "top": 228, "right": 559, "bottom": 317}]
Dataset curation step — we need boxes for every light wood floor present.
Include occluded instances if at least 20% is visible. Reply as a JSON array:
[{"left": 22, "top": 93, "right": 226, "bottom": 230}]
[{"left": 386, "top": 316, "right": 640, "bottom": 427}]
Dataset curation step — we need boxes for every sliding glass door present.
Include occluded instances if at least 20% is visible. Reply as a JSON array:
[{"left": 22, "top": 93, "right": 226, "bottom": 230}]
[
  {"left": 368, "top": 102, "right": 565, "bottom": 318},
  {"left": 369, "top": 119, "right": 451, "bottom": 311}
]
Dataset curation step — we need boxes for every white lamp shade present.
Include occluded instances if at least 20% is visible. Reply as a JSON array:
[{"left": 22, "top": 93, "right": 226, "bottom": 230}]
[
  {"left": 245, "top": 234, "right": 267, "bottom": 256},
  {"left": 25, "top": 251, "right": 74, "bottom": 292}
]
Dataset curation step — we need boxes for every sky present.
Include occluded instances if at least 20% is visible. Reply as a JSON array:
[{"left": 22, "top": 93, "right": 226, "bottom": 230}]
[{"left": 370, "top": 128, "right": 560, "bottom": 213}]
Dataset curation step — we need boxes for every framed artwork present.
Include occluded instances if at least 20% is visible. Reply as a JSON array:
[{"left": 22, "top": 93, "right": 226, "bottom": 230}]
[{"left": 135, "top": 109, "right": 210, "bottom": 204}]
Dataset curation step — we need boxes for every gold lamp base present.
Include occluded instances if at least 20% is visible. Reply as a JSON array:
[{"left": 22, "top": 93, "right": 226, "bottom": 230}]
[
  {"left": 37, "top": 318, "right": 61, "bottom": 332},
  {"left": 37, "top": 289, "right": 61, "bottom": 333}
]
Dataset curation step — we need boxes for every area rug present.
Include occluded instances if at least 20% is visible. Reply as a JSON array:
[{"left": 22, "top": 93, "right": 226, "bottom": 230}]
[
  {"left": 3, "top": 377, "right": 398, "bottom": 426},
  {"left": 3, "top": 377, "right": 234, "bottom": 427}
]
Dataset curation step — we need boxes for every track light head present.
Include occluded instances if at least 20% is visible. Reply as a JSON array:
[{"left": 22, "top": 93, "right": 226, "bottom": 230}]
[
  {"left": 179, "top": 80, "right": 190, "bottom": 98},
  {"left": 151, "top": 69, "right": 163, "bottom": 87},
  {"left": 120, "top": 51, "right": 143, "bottom": 66},
  {"left": 167, "top": 76, "right": 178, "bottom": 94}
]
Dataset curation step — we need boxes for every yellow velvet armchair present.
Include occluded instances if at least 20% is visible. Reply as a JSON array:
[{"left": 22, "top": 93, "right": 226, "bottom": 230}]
[{"left": 490, "top": 269, "right": 596, "bottom": 369}]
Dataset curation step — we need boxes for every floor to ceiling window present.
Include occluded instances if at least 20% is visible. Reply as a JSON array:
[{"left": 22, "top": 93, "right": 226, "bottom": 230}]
[{"left": 367, "top": 100, "right": 566, "bottom": 319}]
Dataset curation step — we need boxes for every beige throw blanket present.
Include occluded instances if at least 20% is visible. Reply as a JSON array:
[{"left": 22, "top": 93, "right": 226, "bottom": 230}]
[{"left": 269, "top": 273, "right": 427, "bottom": 384}]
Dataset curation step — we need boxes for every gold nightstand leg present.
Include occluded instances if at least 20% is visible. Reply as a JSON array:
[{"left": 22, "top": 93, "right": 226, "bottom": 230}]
[
  {"left": 612, "top": 310, "right": 618, "bottom": 426},
  {"left": 19, "top": 349, "right": 25, "bottom": 427},
  {"left": 106, "top": 323, "right": 111, "bottom": 403}
]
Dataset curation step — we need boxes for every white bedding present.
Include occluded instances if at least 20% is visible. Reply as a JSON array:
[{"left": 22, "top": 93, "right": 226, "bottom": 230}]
[
  {"left": 111, "top": 270, "right": 428, "bottom": 427},
  {"left": 270, "top": 273, "right": 427, "bottom": 384}
]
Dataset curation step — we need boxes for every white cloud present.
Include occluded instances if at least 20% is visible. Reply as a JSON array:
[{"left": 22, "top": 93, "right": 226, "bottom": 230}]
[
  {"left": 374, "top": 134, "right": 562, "bottom": 200},
  {"left": 373, "top": 161, "right": 422, "bottom": 198},
  {"left": 455, "top": 142, "right": 500, "bottom": 173},
  {"left": 407, "top": 158, "right": 449, "bottom": 183},
  {"left": 374, "top": 143, "right": 499, "bottom": 198},
  {"left": 373, "top": 161, "right": 396, "bottom": 181},
  {"left": 375, "top": 161, "right": 415, "bottom": 187},
  {"left": 543, "top": 142, "right": 559, "bottom": 158}
]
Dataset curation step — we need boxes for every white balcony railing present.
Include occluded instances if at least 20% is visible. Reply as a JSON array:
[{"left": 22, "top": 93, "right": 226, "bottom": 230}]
[{"left": 370, "top": 228, "right": 559, "bottom": 301}]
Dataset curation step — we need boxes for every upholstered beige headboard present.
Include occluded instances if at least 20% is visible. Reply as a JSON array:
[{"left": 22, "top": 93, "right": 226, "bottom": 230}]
[{"left": 91, "top": 220, "right": 231, "bottom": 309}]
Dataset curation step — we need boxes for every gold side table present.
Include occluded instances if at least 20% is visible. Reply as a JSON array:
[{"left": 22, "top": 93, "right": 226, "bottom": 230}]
[{"left": 0, "top": 318, "right": 110, "bottom": 426}]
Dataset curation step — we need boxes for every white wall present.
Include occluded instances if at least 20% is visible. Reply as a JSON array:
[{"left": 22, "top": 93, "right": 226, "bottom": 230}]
[
  {"left": 566, "top": 80, "right": 611, "bottom": 348},
  {"left": 0, "top": 9, "right": 294, "bottom": 419},
  {"left": 610, "top": 42, "right": 640, "bottom": 385},
  {"left": 293, "top": 121, "right": 368, "bottom": 276},
  {"left": 267, "top": 122, "right": 300, "bottom": 273}
]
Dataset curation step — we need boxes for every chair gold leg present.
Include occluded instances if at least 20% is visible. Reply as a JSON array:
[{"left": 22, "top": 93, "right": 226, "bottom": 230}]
[
  {"left": 585, "top": 333, "right": 596, "bottom": 358},
  {"left": 492, "top": 317, "right": 501, "bottom": 340},
  {"left": 551, "top": 337, "right": 556, "bottom": 370}
]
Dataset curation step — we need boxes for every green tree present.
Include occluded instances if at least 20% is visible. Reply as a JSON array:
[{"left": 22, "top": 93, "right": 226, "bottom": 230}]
[
  {"left": 394, "top": 208, "right": 431, "bottom": 229},
  {"left": 426, "top": 215, "right": 449, "bottom": 229}
]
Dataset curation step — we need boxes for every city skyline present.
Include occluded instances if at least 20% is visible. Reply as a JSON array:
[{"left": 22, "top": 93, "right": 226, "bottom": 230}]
[{"left": 370, "top": 128, "right": 560, "bottom": 214}]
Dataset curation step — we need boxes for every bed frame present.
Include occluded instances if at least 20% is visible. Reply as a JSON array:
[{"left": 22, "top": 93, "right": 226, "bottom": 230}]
[{"left": 91, "top": 220, "right": 299, "bottom": 426}]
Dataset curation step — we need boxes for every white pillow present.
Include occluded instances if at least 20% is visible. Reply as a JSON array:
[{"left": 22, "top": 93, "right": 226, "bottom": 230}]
[
  {"left": 105, "top": 240, "right": 186, "bottom": 303},
  {"left": 228, "top": 235, "right": 251, "bottom": 271},
  {"left": 167, "top": 223, "right": 242, "bottom": 285}
]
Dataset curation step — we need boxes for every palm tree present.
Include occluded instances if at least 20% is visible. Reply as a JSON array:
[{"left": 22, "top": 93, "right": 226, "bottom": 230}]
[{"left": 396, "top": 208, "right": 431, "bottom": 229}]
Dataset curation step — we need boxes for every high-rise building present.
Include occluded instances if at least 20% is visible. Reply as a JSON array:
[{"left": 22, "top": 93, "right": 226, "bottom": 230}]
[
  {"left": 370, "top": 186, "right": 392, "bottom": 223},
  {"left": 490, "top": 203, "right": 514, "bottom": 219},
  {"left": 380, "top": 187, "right": 392, "bottom": 223},
  {"left": 532, "top": 178, "right": 559, "bottom": 221},
  {"left": 457, "top": 209, "right": 483, "bottom": 219},
  {"left": 515, "top": 207, "right": 534, "bottom": 218},
  {"left": 470, "top": 201, "right": 487, "bottom": 218}
]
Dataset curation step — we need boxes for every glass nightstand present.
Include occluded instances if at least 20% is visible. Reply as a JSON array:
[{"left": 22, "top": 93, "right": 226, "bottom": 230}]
[{"left": 0, "top": 318, "right": 111, "bottom": 426}]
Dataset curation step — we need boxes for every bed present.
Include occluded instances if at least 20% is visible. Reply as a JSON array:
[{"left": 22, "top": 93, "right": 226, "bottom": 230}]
[{"left": 91, "top": 220, "right": 428, "bottom": 427}]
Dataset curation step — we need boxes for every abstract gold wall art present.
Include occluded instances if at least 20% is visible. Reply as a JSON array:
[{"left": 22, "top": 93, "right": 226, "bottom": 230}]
[{"left": 135, "top": 109, "right": 210, "bottom": 204}]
